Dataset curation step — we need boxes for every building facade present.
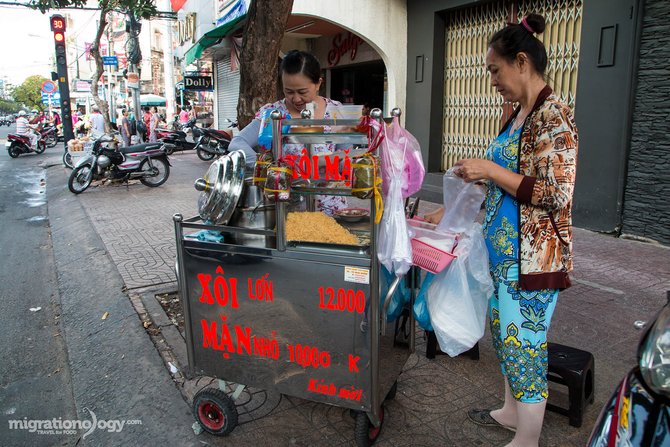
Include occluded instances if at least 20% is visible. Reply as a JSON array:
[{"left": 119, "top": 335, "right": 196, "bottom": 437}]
[{"left": 406, "top": 0, "right": 670, "bottom": 244}]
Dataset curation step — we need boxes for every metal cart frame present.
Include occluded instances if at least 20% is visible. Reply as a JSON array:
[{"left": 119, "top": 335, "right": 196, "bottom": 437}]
[{"left": 173, "top": 108, "right": 415, "bottom": 445}]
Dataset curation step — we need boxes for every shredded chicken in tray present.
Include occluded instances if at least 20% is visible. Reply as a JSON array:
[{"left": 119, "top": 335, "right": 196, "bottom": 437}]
[{"left": 286, "top": 212, "right": 360, "bottom": 245}]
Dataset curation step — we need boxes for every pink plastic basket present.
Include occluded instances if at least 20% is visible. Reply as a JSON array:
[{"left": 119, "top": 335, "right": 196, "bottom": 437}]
[
  {"left": 407, "top": 218, "right": 457, "bottom": 273},
  {"left": 410, "top": 238, "right": 456, "bottom": 273}
]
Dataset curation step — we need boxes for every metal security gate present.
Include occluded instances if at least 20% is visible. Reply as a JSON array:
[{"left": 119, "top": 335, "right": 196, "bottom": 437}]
[
  {"left": 216, "top": 55, "right": 240, "bottom": 128},
  {"left": 442, "top": 0, "right": 583, "bottom": 170}
]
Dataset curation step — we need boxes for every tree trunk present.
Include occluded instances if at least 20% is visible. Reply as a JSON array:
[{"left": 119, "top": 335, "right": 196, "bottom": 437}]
[
  {"left": 236, "top": 0, "right": 294, "bottom": 130},
  {"left": 89, "top": 9, "right": 111, "bottom": 132}
]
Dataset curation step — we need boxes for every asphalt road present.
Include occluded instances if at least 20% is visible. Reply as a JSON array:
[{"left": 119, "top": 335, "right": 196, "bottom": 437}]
[{"left": 0, "top": 124, "right": 78, "bottom": 446}]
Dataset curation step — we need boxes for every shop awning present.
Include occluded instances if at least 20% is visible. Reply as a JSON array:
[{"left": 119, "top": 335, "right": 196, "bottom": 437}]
[
  {"left": 140, "top": 94, "right": 167, "bottom": 106},
  {"left": 183, "top": 6, "right": 247, "bottom": 66}
]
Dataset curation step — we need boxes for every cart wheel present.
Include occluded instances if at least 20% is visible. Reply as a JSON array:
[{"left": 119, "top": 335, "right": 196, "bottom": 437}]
[
  {"left": 354, "top": 407, "right": 384, "bottom": 447},
  {"left": 192, "top": 388, "right": 238, "bottom": 436},
  {"left": 385, "top": 380, "right": 398, "bottom": 401}
]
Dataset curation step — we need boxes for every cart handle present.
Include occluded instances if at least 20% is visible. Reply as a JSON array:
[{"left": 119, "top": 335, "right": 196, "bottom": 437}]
[{"left": 381, "top": 275, "right": 402, "bottom": 335}]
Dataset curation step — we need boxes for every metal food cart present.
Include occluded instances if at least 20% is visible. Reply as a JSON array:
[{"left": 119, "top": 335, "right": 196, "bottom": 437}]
[{"left": 173, "top": 108, "right": 415, "bottom": 446}]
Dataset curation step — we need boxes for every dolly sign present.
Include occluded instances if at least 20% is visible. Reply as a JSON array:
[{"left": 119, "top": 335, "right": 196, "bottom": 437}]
[{"left": 184, "top": 75, "right": 213, "bottom": 91}]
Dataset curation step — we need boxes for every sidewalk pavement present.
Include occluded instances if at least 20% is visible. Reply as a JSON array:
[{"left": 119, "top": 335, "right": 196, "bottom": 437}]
[{"left": 45, "top": 149, "right": 670, "bottom": 446}]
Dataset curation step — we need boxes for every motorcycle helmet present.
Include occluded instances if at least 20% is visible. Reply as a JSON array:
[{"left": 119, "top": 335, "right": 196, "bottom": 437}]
[
  {"left": 31, "top": 109, "right": 38, "bottom": 114},
  {"left": 18, "top": 110, "right": 27, "bottom": 116}
]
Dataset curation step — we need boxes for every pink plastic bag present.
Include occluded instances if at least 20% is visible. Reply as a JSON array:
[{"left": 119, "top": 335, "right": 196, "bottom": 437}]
[{"left": 380, "top": 116, "right": 425, "bottom": 199}]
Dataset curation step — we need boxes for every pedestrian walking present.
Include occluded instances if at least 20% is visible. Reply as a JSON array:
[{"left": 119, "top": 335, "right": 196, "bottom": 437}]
[
  {"left": 149, "top": 106, "right": 159, "bottom": 143},
  {"left": 119, "top": 109, "right": 131, "bottom": 147},
  {"left": 90, "top": 105, "right": 105, "bottom": 134}
]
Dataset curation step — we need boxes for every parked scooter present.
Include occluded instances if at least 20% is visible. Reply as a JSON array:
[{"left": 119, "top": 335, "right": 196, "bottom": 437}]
[
  {"left": 193, "top": 120, "right": 235, "bottom": 161},
  {"left": 588, "top": 291, "right": 670, "bottom": 446},
  {"left": 68, "top": 134, "right": 170, "bottom": 194},
  {"left": 5, "top": 132, "right": 46, "bottom": 158},
  {"left": 159, "top": 119, "right": 198, "bottom": 155}
]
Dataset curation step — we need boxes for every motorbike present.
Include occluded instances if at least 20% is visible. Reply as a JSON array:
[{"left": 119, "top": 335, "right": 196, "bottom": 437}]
[
  {"left": 193, "top": 120, "right": 235, "bottom": 161},
  {"left": 67, "top": 134, "right": 171, "bottom": 194},
  {"left": 159, "top": 119, "right": 198, "bottom": 155},
  {"left": 39, "top": 124, "right": 59, "bottom": 148},
  {"left": 588, "top": 291, "right": 670, "bottom": 446},
  {"left": 6, "top": 132, "right": 46, "bottom": 158}
]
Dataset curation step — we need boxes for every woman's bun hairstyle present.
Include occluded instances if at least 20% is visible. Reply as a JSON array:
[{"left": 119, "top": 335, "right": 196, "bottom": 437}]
[
  {"left": 524, "top": 13, "right": 546, "bottom": 34},
  {"left": 489, "top": 13, "right": 548, "bottom": 76}
]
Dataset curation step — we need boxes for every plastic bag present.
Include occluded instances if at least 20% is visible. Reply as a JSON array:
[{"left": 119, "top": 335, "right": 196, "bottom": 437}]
[
  {"left": 426, "top": 222, "right": 493, "bottom": 356},
  {"left": 257, "top": 108, "right": 291, "bottom": 152},
  {"left": 380, "top": 116, "right": 425, "bottom": 199},
  {"left": 377, "top": 174, "right": 412, "bottom": 276},
  {"left": 380, "top": 265, "right": 410, "bottom": 322},
  {"left": 436, "top": 169, "right": 486, "bottom": 234},
  {"left": 413, "top": 272, "right": 435, "bottom": 331}
]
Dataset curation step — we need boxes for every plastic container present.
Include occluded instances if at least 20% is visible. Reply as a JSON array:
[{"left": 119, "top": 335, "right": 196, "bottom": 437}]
[
  {"left": 407, "top": 219, "right": 457, "bottom": 273},
  {"left": 69, "top": 141, "right": 94, "bottom": 166}
]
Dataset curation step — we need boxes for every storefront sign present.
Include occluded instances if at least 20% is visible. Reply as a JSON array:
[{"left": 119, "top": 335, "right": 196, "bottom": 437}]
[
  {"left": 126, "top": 72, "right": 139, "bottom": 89},
  {"left": 74, "top": 79, "right": 92, "bottom": 92},
  {"left": 178, "top": 12, "right": 197, "bottom": 45},
  {"left": 184, "top": 75, "right": 213, "bottom": 91},
  {"left": 328, "top": 32, "right": 365, "bottom": 66}
]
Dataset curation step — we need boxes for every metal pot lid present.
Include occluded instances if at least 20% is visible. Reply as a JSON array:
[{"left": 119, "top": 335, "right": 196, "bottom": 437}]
[{"left": 196, "top": 151, "right": 246, "bottom": 224}]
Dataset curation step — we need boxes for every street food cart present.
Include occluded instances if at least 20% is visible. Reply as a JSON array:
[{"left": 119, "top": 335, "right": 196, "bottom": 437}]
[{"left": 173, "top": 109, "right": 415, "bottom": 446}]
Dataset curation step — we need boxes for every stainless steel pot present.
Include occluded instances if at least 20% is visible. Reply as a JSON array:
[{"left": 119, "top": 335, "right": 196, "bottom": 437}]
[{"left": 229, "top": 203, "right": 276, "bottom": 247}]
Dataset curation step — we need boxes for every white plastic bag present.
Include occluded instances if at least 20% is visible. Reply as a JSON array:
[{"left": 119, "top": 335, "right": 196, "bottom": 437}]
[
  {"left": 437, "top": 169, "right": 485, "bottom": 234},
  {"left": 426, "top": 222, "right": 493, "bottom": 356},
  {"left": 377, "top": 174, "right": 412, "bottom": 276}
]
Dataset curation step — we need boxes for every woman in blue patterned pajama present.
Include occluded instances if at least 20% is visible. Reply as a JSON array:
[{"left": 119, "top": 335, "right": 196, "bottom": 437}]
[{"left": 427, "top": 13, "right": 579, "bottom": 447}]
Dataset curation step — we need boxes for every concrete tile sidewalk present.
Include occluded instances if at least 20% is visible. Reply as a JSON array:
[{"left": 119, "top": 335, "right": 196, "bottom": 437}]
[{"left": 67, "top": 151, "right": 670, "bottom": 446}]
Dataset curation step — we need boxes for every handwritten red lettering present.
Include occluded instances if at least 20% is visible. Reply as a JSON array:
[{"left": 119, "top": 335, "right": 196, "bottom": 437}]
[
  {"left": 307, "top": 379, "right": 337, "bottom": 396},
  {"left": 282, "top": 149, "right": 353, "bottom": 186},
  {"left": 247, "top": 273, "right": 274, "bottom": 302},
  {"left": 199, "top": 317, "right": 279, "bottom": 360},
  {"left": 306, "top": 379, "right": 364, "bottom": 402},
  {"left": 196, "top": 266, "right": 239, "bottom": 309},
  {"left": 319, "top": 287, "right": 365, "bottom": 313},
  {"left": 338, "top": 385, "right": 363, "bottom": 401},
  {"left": 197, "top": 273, "right": 214, "bottom": 304},
  {"left": 287, "top": 343, "right": 331, "bottom": 369},
  {"left": 348, "top": 354, "right": 360, "bottom": 373}
]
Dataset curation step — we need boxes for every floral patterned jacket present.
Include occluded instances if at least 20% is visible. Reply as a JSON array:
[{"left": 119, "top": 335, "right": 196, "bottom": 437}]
[{"left": 506, "top": 86, "right": 578, "bottom": 290}]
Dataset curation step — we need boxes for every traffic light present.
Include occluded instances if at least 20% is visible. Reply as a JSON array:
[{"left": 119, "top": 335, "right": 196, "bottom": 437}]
[{"left": 50, "top": 14, "right": 74, "bottom": 144}]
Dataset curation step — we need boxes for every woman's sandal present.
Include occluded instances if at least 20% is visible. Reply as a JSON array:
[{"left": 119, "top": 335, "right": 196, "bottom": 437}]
[{"left": 467, "top": 409, "right": 516, "bottom": 433}]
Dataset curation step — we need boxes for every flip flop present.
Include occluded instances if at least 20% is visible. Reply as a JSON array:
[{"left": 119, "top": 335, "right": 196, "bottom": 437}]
[{"left": 467, "top": 409, "right": 516, "bottom": 433}]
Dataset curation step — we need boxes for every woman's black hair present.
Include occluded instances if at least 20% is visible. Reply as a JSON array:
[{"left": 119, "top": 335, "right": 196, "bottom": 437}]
[
  {"left": 280, "top": 50, "right": 321, "bottom": 84},
  {"left": 489, "top": 13, "right": 548, "bottom": 76}
]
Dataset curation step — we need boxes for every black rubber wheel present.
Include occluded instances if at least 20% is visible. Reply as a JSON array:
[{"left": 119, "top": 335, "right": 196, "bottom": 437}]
[
  {"left": 354, "top": 407, "right": 384, "bottom": 447},
  {"left": 63, "top": 152, "right": 73, "bottom": 169},
  {"left": 35, "top": 141, "right": 46, "bottom": 154},
  {"left": 7, "top": 144, "right": 20, "bottom": 158},
  {"left": 385, "top": 381, "right": 398, "bottom": 401},
  {"left": 192, "top": 388, "right": 238, "bottom": 436},
  {"left": 197, "top": 147, "right": 215, "bottom": 161},
  {"left": 139, "top": 157, "right": 170, "bottom": 187},
  {"left": 68, "top": 164, "right": 93, "bottom": 194}
]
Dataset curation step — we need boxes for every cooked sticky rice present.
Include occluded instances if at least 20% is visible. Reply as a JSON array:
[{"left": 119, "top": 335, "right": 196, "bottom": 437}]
[{"left": 286, "top": 212, "right": 359, "bottom": 245}]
